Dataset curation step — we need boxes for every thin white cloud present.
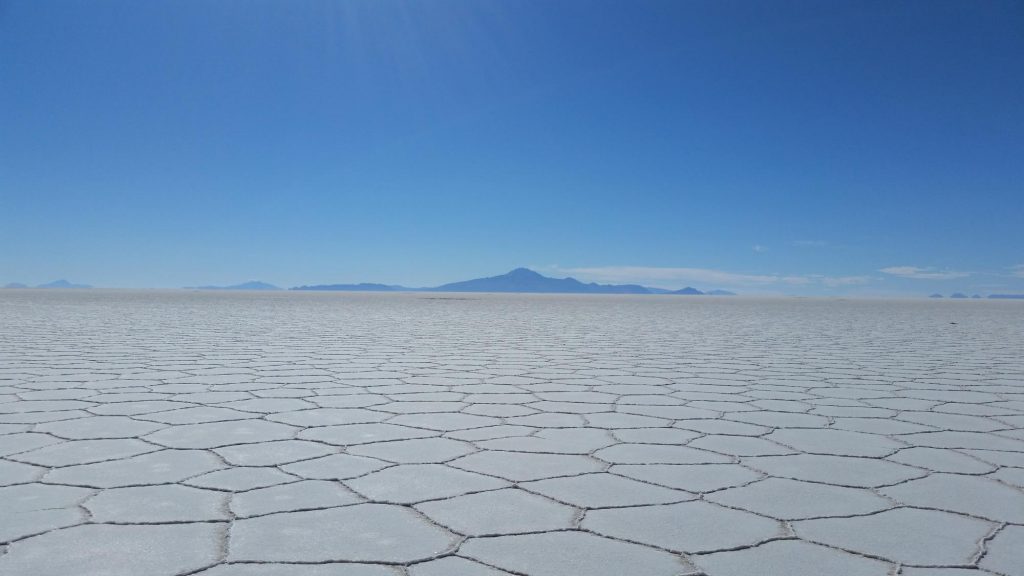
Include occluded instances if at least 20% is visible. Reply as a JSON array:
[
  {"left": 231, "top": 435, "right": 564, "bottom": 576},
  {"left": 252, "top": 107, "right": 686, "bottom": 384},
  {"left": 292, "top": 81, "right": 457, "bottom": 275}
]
[
  {"left": 879, "top": 266, "right": 970, "bottom": 280},
  {"left": 559, "top": 266, "right": 783, "bottom": 286},
  {"left": 752, "top": 245, "right": 768, "bottom": 253},
  {"left": 553, "top": 266, "right": 874, "bottom": 289},
  {"left": 820, "top": 275, "right": 872, "bottom": 287}
]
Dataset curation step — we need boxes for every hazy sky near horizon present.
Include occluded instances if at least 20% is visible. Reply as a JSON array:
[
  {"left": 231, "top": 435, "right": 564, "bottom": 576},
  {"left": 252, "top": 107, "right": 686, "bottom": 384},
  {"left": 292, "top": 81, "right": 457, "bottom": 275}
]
[{"left": 2, "top": 0, "right": 1022, "bottom": 294}]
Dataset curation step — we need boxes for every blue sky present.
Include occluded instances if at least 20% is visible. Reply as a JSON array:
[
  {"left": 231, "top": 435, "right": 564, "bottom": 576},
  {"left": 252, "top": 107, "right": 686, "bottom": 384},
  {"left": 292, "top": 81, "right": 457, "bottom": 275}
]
[{"left": 2, "top": 0, "right": 1022, "bottom": 295}]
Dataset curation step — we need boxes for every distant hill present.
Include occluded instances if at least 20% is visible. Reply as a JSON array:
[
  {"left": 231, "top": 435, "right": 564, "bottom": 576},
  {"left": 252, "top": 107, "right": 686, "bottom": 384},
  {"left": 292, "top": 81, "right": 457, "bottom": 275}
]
[
  {"left": 187, "top": 281, "right": 280, "bottom": 290},
  {"left": 652, "top": 286, "right": 734, "bottom": 296},
  {"left": 37, "top": 279, "right": 92, "bottom": 289},
  {"left": 929, "top": 293, "right": 944, "bottom": 298},
  {"left": 3, "top": 282, "right": 28, "bottom": 289},
  {"left": 950, "top": 292, "right": 968, "bottom": 299},
  {"left": 291, "top": 283, "right": 408, "bottom": 292},
  {"left": 989, "top": 294, "right": 1024, "bottom": 299},
  {"left": 428, "top": 268, "right": 651, "bottom": 294}
]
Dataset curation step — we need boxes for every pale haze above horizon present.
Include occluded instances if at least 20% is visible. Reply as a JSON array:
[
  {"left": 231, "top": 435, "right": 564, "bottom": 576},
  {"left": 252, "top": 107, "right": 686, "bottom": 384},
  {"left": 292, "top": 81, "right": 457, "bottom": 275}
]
[{"left": 2, "top": 1, "right": 1022, "bottom": 295}]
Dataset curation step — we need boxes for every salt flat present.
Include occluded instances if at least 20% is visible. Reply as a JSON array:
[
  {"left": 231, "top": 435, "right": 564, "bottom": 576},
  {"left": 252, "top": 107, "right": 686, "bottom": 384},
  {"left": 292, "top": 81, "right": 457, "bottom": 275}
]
[{"left": 1, "top": 290, "right": 1022, "bottom": 576}]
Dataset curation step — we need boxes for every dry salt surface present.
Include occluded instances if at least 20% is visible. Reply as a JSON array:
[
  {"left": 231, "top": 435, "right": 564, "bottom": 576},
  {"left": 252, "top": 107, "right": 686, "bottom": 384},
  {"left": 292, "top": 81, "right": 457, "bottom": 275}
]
[{"left": 1, "top": 289, "right": 1023, "bottom": 576}]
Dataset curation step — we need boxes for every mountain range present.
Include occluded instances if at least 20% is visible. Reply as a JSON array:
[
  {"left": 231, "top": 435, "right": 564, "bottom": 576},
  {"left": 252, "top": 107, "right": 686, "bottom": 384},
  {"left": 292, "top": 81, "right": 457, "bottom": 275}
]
[
  {"left": 185, "top": 281, "right": 280, "bottom": 291},
  {"left": 1, "top": 269, "right": 739, "bottom": 294},
  {"left": 289, "top": 268, "right": 735, "bottom": 295},
  {"left": 291, "top": 283, "right": 405, "bottom": 292},
  {"left": 13, "top": 271, "right": 1024, "bottom": 298},
  {"left": 3, "top": 280, "right": 93, "bottom": 289}
]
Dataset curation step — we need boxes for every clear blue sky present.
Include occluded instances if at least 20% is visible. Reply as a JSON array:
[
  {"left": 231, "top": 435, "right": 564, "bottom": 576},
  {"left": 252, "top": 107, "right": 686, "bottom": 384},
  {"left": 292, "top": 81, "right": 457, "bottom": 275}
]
[{"left": 2, "top": 0, "right": 1022, "bottom": 295}]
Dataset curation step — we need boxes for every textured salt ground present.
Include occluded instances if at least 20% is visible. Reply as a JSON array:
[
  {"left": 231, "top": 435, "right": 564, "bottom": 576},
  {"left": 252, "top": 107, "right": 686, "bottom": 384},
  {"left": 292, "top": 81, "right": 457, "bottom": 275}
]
[{"left": 0, "top": 290, "right": 1022, "bottom": 576}]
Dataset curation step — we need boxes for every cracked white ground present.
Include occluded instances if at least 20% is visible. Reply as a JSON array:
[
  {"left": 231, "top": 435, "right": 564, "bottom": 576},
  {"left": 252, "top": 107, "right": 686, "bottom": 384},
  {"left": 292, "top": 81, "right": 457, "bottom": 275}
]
[{"left": 1, "top": 290, "right": 1022, "bottom": 576}]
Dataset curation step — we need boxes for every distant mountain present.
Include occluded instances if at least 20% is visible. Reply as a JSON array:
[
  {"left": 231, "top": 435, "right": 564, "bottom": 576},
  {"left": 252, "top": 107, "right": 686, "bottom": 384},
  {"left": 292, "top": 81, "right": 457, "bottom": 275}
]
[
  {"left": 3, "top": 282, "right": 28, "bottom": 289},
  {"left": 428, "top": 268, "right": 651, "bottom": 294},
  {"left": 645, "top": 286, "right": 735, "bottom": 296},
  {"left": 37, "top": 279, "right": 92, "bottom": 289},
  {"left": 971, "top": 294, "right": 982, "bottom": 299},
  {"left": 929, "top": 293, "right": 944, "bottom": 298},
  {"left": 989, "top": 294, "right": 1024, "bottom": 299},
  {"left": 651, "top": 284, "right": 733, "bottom": 293},
  {"left": 187, "top": 281, "right": 280, "bottom": 290},
  {"left": 291, "top": 283, "right": 408, "bottom": 292},
  {"left": 950, "top": 292, "right": 968, "bottom": 299}
]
